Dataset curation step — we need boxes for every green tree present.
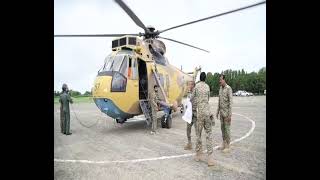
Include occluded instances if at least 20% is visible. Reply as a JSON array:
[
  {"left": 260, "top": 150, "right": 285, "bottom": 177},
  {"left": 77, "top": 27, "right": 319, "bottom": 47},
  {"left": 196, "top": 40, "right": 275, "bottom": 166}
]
[
  {"left": 205, "top": 72, "right": 214, "bottom": 95},
  {"left": 69, "top": 90, "right": 81, "bottom": 97},
  {"left": 83, "top": 91, "right": 92, "bottom": 96},
  {"left": 54, "top": 91, "right": 61, "bottom": 96},
  {"left": 203, "top": 67, "right": 266, "bottom": 96}
]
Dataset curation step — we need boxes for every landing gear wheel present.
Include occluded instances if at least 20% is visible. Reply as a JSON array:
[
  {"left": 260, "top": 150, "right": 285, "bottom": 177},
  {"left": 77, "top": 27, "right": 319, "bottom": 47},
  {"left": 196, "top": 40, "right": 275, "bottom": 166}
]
[
  {"left": 166, "top": 115, "right": 172, "bottom": 129},
  {"left": 116, "top": 118, "right": 126, "bottom": 124},
  {"left": 180, "top": 106, "right": 184, "bottom": 114},
  {"left": 161, "top": 115, "right": 166, "bottom": 128}
]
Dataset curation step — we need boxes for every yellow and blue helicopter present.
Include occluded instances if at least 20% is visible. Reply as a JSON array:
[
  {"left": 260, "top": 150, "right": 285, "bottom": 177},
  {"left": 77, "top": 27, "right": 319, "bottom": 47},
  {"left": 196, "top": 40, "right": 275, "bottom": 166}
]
[{"left": 54, "top": 0, "right": 266, "bottom": 128}]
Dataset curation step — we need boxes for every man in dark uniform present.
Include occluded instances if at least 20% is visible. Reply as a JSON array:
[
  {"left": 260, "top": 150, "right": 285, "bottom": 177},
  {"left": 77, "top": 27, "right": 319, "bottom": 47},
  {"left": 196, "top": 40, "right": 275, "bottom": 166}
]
[{"left": 59, "top": 84, "right": 73, "bottom": 135}]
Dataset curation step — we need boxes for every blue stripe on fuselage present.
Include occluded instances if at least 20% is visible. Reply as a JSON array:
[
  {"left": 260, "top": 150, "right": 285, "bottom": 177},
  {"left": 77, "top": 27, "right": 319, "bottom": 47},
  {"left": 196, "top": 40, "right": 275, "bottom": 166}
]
[{"left": 93, "top": 98, "right": 133, "bottom": 120}]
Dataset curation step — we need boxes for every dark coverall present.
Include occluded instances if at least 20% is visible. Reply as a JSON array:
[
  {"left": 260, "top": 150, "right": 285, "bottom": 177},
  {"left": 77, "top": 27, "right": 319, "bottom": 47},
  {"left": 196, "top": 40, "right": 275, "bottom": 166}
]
[{"left": 59, "top": 91, "right": 73, "bottom": 134}]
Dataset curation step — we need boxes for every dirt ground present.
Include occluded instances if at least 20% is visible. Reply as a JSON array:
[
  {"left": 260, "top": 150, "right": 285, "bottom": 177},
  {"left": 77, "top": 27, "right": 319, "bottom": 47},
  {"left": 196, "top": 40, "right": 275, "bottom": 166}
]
[{"left": 54, "top": 96, "right": 266, "bottom": 180}]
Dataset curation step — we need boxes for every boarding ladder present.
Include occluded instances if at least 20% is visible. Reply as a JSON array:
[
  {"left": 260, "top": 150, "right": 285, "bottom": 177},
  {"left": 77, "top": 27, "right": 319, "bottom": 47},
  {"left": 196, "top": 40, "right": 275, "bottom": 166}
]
[{"left": 138, "top": 63, "right": 169, "bottom": 126}]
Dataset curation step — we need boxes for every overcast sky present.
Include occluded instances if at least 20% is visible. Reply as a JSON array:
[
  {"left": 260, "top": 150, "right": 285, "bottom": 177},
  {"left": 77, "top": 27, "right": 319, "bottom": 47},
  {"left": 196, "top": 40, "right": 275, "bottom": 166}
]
[{"left": 54, "top": 0, "right": 266, "bottom": 93}]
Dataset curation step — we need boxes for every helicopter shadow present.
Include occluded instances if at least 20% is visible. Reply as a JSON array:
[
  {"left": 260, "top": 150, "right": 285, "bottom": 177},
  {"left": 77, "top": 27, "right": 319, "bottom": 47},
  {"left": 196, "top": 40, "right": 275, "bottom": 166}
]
[
  {"left": 100, "top": 110, "right": 183, "bottom": 135},
  {"left": 101, "top": 119, "right": 150, "bottom": 135}
]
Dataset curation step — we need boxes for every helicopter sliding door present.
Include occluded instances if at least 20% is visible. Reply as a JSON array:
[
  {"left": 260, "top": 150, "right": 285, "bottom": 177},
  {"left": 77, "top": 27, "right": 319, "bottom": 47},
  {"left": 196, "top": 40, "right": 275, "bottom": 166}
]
[{"left": 138, "top": 59, "right": 148, "bottom": 99}]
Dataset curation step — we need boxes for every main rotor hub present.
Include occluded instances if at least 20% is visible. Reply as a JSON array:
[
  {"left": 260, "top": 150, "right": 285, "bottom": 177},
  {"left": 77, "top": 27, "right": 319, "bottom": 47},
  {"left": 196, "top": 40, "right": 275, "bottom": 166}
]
[
  {"left": 146, "top": 25, "right": 155, "bottom": 32},
  {"left": 144, "top": 25, "right": 159, "bottom": 39}
]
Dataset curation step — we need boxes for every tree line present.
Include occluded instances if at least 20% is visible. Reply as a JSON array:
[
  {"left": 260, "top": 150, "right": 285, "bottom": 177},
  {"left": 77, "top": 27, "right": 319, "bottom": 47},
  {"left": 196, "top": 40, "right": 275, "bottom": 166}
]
[
  {"left": 54, "top": 90, "right": 92, "bottom": 97},
  {"left": 54, "top": 67, "right": 266, "bottom": 97},
  {"left": 205, "top": 67, "right": 266, "bottom": 96}
]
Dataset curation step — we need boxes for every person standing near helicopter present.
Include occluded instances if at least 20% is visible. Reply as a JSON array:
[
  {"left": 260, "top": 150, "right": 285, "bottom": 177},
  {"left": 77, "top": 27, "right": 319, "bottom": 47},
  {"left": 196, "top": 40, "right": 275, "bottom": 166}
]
[
  {"left": 149, "top": 84, "right": 160, "bottom": 134},
  {"left": 149, "top": 84, "right": 173, "bottom": 134},
  {"left": 190, "top": 72, "right": 214, "bottom": 166},
  {"left": 216, "top": 74, "right": 233, "bottom": 153},
  {"left": 184, "top": 80, "right": 198, "bottom": 150},
  {"left": 59, "top": 83, "right": 73, "bottom": 135}
]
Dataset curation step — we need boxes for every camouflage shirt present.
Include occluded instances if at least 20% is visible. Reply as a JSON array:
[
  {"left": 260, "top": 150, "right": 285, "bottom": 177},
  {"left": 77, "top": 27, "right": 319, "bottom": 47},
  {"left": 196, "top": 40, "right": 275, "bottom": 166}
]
[
  {"left": 150, "top": 91, "right": 161, "bottom": 110},
  {"left": 190, "top": 81, "right": 210, "bottom": 117},
  {"left": 187, "top": 90, "right": 197, "bottom": 111},
  {"left": 217, "top": 84, "right": 233, "bottom": 118}
]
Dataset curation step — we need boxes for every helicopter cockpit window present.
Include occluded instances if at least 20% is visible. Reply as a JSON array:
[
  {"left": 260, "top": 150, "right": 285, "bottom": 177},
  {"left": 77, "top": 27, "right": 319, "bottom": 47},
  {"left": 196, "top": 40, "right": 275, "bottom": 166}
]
[
  {"left": 149, "top": 45, "right": 167, "bottom": 66},
  {"left": 119, "top": 56, "right": 128, "bottom": 78},
  {"left": 111, "top": 55, "right": 124, "bottom": 71},
  {"left": 111, "top": 55, "right": 127, "bottom": 92},
  {"left": 102, "top": 55, "right": 125, "bottom": 72},
  {"left": 103, "top": 55, "right": 112, "bottom": 71},
  {"left": 131, "top": 58, "right": 138, "bottom": 80}
]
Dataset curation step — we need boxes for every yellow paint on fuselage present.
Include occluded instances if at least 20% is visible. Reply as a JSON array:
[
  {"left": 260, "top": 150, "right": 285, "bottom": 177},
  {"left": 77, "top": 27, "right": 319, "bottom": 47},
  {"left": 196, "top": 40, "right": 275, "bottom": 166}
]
[
  {"left": 92, "top": 76, "right": 140, "bottom": 115},
  {"left": 153, "top": 63, "right": 193, "bottom": 105}
]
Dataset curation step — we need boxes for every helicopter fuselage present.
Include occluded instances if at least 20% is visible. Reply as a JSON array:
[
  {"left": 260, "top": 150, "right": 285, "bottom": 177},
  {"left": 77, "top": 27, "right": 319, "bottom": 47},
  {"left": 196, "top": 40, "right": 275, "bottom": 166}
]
[{"left": 92, "top": 36, "right": 193, "bottom": 122}]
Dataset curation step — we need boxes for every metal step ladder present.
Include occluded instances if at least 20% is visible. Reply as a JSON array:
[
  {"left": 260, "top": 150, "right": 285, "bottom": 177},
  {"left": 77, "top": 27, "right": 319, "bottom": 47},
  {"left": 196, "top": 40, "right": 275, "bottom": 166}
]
[
  {"left": 139, "top": 99, "right": 152, "bottom": 126},
  {"left": 150, "top": 64, "right": 173, "bottom": 128},
  {"left": 138, "top": 64, "right": 170, "bottom": 127},
  {"left": 151, "top": 65, "right": 169, "bottom": 104}
]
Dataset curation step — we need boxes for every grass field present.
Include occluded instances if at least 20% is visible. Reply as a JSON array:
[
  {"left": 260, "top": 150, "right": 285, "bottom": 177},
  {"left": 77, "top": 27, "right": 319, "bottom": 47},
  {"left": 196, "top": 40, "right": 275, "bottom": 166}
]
[{"left": 54, "top": 96, "right": 94, "bottom": 104}]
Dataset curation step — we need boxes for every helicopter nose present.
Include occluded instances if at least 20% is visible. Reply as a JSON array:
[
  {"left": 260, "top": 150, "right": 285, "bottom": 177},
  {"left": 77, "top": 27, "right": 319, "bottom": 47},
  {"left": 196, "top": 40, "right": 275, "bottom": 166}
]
[
  {"left": 94, "top": 98, "right": 115, "bottom": 114},
  {"left": 92, "top": 75, "right": 112, "bottom": 97},
  {"left": 97, "top": 99, "right": 110, "bottom": 112},
  {"left": 93, "top": 98, "right": 130, "bottom": 120}
]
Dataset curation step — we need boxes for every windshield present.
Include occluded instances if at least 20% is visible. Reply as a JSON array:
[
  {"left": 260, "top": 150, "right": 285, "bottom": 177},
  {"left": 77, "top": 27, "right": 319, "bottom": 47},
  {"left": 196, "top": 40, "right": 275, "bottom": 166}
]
[{"left": 102, "top": 55, "right": 125, "bottom": 72}]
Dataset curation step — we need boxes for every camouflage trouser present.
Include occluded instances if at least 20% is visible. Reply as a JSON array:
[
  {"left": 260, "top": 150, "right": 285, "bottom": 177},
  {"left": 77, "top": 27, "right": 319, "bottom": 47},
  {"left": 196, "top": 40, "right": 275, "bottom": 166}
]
[
  {"left": 62, "top": 111, "right": 71, "bottom": 134},
  {"left": 151, "top": 109, "right": 158, "bottom": 131},
  {"left": 186, "top": 110, "right": 197, "bottom": 142},
  {"left": 195, "top": 113, "right": 213, "bottom": 155},
  {"left": 157, "top": 114, "right": 162, "bottom": 128},
  {"left": 220, "top": 116, "right": 231, "bottom": 145}
]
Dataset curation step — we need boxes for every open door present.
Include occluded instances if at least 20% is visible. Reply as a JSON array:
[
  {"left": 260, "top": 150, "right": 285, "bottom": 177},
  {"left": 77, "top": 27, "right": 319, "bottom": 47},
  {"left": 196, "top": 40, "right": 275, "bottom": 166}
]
[{"left": 138, "top": 59, "right": 148, "bottom": 100}]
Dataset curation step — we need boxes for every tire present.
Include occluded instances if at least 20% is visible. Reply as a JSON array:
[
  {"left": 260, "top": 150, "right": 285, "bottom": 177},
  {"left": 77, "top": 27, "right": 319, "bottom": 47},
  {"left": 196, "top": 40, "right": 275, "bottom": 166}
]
[
  {"left": 180, "top": 106, "right": 184, "bottom": 114},
  {"left": 116, "top": 118, "right": 126, "bottom": 124},
  {"left": 161, "top": 115, "right": 166, "bottom": 128}
]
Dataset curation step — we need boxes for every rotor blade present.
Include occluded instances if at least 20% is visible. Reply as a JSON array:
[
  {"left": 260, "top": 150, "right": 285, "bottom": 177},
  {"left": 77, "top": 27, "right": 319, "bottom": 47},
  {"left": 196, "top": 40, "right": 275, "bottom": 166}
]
[
  {"left": 114, "top": 0, "right": 148, "bottom": 32},
  {"left": 54, "top": 34, "right": 139, "bottom": 37},
  {"left": 159, "top": 1, "right": 266, "bottom": 34},
  {"left": 159, "top": 36, "right": 209, "bottom": 53}
]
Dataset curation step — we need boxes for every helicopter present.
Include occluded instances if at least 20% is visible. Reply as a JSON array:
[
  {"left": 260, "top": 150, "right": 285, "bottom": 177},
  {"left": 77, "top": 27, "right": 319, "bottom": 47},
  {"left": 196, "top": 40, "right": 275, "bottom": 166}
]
[{"left": 54, "top": 0, "right": 266, "bottom": 128}]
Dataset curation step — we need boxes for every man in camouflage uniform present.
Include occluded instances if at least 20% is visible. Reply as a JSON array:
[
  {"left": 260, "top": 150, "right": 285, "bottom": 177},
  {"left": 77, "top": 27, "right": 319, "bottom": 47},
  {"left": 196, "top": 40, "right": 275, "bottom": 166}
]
[
  {"left": 190, "top": 72, "right": 214, "bottom": 166},
  {"left": 184, "top": 81, "right": 197, "bottom": 150},
  {"left": 59, "top": 84, "right": 73, "bottom": 135},
  {"left": 150, "top": 84, "right": 172, "bottom": 134},
  {"left": 216, "top": 74, "right": 233, "bottom": 153},
  {"left": 149, "top": 84, "right": 161, "bottom": 134}
]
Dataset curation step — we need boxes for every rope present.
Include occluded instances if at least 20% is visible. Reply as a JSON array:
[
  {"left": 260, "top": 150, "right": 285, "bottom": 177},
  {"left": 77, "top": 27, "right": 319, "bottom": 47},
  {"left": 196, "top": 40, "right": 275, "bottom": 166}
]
[{"left": 70, "top": 104, "right": 99, "bottom": 128}]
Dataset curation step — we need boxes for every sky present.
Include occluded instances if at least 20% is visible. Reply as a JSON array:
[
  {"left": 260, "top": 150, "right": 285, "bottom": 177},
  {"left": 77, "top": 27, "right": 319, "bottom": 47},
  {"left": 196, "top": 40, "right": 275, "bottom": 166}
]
[{"left": 54, "top": 0, "right": 266, "bottom": 93}]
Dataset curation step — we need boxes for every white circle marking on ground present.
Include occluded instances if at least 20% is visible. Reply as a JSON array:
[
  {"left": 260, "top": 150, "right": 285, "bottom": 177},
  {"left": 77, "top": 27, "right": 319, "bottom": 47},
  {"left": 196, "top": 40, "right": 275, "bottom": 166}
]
[{"left": 54, "top": 113, "right": 255, "bottom": 164}]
